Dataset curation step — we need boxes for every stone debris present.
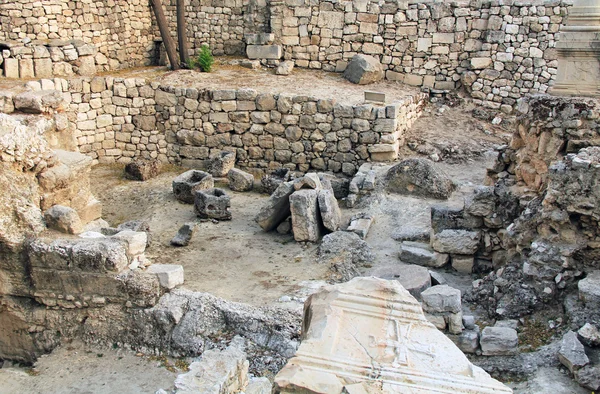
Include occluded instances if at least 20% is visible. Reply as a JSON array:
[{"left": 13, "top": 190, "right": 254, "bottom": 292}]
[
  {"left": 578, "top": 271, "right": 600, "bottom": 306},
  {"left": 124, "top": 158, "right": 162, "bottom": 181},
  {"left": 228, "top": 168, "right": 254, "bottom": 192},
  {"left": 431, "top": 229, "right": 481, "bottom": 255},
  {"left": 399, "top": 241, "right": 448, "bottom": 268},
  {"left": 558, "top": 331, "right": 589, "bottom": 374},
  {"left": 289, "top": 189, "right": 322, "bottom": 242},
  {"left": 458, "top": 330, "right": 480, "bottom": 354},
  {"left": 194, "top": 188, "right": 232, "bottom": 221},
  {"left": 173, "top": 170, "right": 214, "bottom": 204},
  {"left": 345, "top": 164, "right": 381, "bottom": 207},
  {"left": 369, "top": 263, "right": 432, "bottom": 299},
  {"left": 578, "top": 323, "right": 600, "bottom": 347},
  {"left": 347, "top": 213, "right": 373, "bottom": 239},
  {"left": 112, "top": 230, "right": 147, "bottom": 258},
  {"left": 44, "top": 205, "right": 83, "bottom": 234},
  {"left": 276, "top": 61, "right": 294, "bottom": 75},
  {"left": 319, "top": 231, "right": 374, "bottom": 282},
  {"left": 391, "top": 226, "right": 431, "bottom": 243},
  {"left": 210, "top": 151, "right": 236, "bottom": 178},
  {"left": 343, "top": 54, "right": 384, "bottom": 85},
  {"left": 575, "top": 365, "right": 600, "bottom": 391},
  {"left": 317, "top": 189, "right": 342, "bottom": 232},
  {"left": 255, "top": 181, "right": 294, "bottom": 231},
  {"left": 260, "top": 168, "right": 293, "bottom": 195},
  {"left": 273, "top": 277, "right": 511, "bottom": 393},
  {"left": 386, "top": 158, "right": 455, "bottom": 200},
  {"left": 146, "top": 264, "right": 185, "bottom": 289},
  {"left": 174, "top": 336, "right": 248, "bottom": 394},
  {"left": 171, "top": 223, "right": 197, "bottom": 247},
  {"left": 480, "top": 327, "right": 518, "bottom": 356}
]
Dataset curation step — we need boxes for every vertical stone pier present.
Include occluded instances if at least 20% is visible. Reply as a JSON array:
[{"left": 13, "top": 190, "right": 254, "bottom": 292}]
[{"left": 552, "top": 0, "right": 600, "bottom": 97}]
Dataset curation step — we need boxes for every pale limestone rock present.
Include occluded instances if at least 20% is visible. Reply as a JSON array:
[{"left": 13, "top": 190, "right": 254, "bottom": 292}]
[
  {"left": 147, "top": 264, "right": 184, "bottom": 289},
  {"left": 274, "top": 277, "right": 512, "bottom": 393},
  {"left": 290, "top": 189, "right": 322, "bottom": 242}
]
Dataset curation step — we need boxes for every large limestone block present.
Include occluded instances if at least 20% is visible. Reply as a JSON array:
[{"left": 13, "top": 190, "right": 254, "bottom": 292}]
[
  {"left": 386, "top": 158, "right": 455, "bottom": 199},
  {"left": 343, "top": 54, "right": 384, "bottom": 85},
  {"left": 147, "top": 264, "right": 184, "bottom": 289},
  {"left": 317, "top": 189, "right": 342, "bottom": 232},
  {"left": 480, "top": 327, "right": 518, "bottom": 356},
  {"left": 247, "top": 45, "right": 282, "bottom": 60},
  {"left": 290, "top": 189, "right": 322, "bottom": 242},
  {"left": 255, "top": 181, "right": 294, "bottom": 231},
  {"left": 13, "top": 90, "right": 64, "bottom": 114},
  {"left": 431, "top": 229, "right": 481, "bottom": 255},
  {"left": 558, "top": 331, "right": 589, "bottom": 374},
  {"left": 44, "top": 205, "right": 83, "bottom": 234},
  {"left": 273, "top": 277, "right": 512, "bottom": 393}
]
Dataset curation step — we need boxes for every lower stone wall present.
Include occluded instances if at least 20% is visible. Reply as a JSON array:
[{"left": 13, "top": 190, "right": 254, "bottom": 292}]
[{"left": 15, "top": 76, "right": 426, "bottom": 176}]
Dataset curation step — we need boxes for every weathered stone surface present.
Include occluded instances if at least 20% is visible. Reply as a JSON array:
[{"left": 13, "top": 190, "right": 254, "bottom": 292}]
[
  {"left": 421, "top": 285, "right": 461, "bottom": 314},
  {"left": 174, "top": 336, "right": 248, "bottom": 394},
  {"left": 431, "top": 229, "right": 480, "bottom": 255},
  {"left": 13, "top": 90, "right": 64, "bottom": 114},
  {"left": 44, "top": 205, "right": 83, "bottom": 234},
  {"left": 317, "top": 189, "right": 341, "bottom": 232},
  {"left": 579, "top": 271, "right": 600, "bottom": 306},
  {"left": 576, "top": 365, "right": 600, "bottom": 391},
  {"left": 173, "top": 170, "right": 214, "bottom": 204},
  {"left": 458, "top": 330, "right": 480, "bottom": 354},
  {"left": 194, "top": 188, "right": 232, "bottom": 220},
  {"left": 255, "top": 181, "right": 294, "bottom": 231},
  {"left": 399, "top": 242, "right": 448, "bottom": 268},
  {"left": 578, "top": 323, "right": 600, "bottom": 347},
  {"left": 124, "top": 159, "right": 162, "bottom": 181},
  {"left": 290, "top": 189, "right": 322, "bottom": 242},
  {"left": 452, "top": 255, "right": 474, "bottom": 274},
  {"left": 480, "top": 327, "right": 518, "bottom": 356},
  {"left": 369, "top": 263, "right": 432, "bottom": 299},
  {"left": 558, "top": 331, "right": 589, "bottom": 374},
  {"left": 245, "top": 377, "right": 272, "bottom": 394},
  {"left": 228, "top": 168, "right": 254, "bottom": 192},
  {"left": 247, "top": 45, "right": 282, "bottom": 60},
  {"left": 274, "top": 277, "right": 511, "bottom": 393},
  {"left": 343, "top": 54, "right": 384, "bottom": 85},
  {"left": 347, "top": 213, "right": 373, "bottom": 239},
  {"left": 276, "top": 61, "right": 295, "bottom": 75},
  {"left": 171, "top": 223, "right": 196, "bottom": 247},
  {"left": 210, "top": 151, "right": 236, "bottom": 177},
  {"left": 391, "top": 226, "right": 430, "bottom": 242},
  {"left": 319, "top": 231, "right": 373, "bottom": 282},
  {"left": 112, "top": 230, "right": 147, "bottom": 257},
  {"left": 386, "top": 158, "right": 455, "bottom": 199},
  {"left": 147, "top": 264, "right": 185, "bottom": 289}
]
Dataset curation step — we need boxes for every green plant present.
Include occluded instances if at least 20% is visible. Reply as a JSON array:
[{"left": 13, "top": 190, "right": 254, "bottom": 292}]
[{"left": 194, "top": 45, "right": 214, "bottom": 72}]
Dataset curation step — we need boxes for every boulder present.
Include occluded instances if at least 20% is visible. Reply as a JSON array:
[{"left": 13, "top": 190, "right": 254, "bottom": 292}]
[
  {"left": 578, "top": 323, "right": 600, "bottom": 347},
  {"left": 124, "top": 159, "right": 162, "bottom": 181},
  {"left": 273, "top": 277, "right": 511, "bottom": 393},
  {"left": 480, "top": 327, "right": 518, "bottom": 356},
  {"left": 391, "top": 226, "right": 431, "bottom": 242},
  {"left": 558, "top": 331, "right": 589, "bottom": 374},
  {"left": 44, "top": 205, "right": 83, "bottom": 234},
  {"left": 386, "top": 158, "right": 455, "bottom": 199},
  {"left": 255, "top": 181, "right": 294, "bottom": 231},
  {"left": 290, "top": 189, "right": 322, "bottom": 242},
  {"left": 210, "top": 151, "right": 236, "bottom": 178},
  {"left": 171, "top": 223, "right": 196, "bottom": 247},
  {"left": 317, "top": 189, "right": 341, "bottom": 232},
  {"left": 343, "top": 54, "right": 384, "bottom": 85},
  {"left": 228, "top": 168, "right": 254, "bottom": 192},
  {"left": 319, "top": 231, "right": 374, "bottom": 282}
]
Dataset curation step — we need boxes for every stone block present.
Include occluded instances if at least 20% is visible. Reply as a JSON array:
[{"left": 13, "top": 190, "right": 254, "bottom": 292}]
[
  {"left": 421, "top": 285, "right": 461, "bottom": 313},
  {"left": 112, "top": 230, "right": 147, "bottom": 257},
  {"left": 4, "top": 58, "right": 19, "bottom": 78},
  {"left": 146, "top": 264, "right": 184, "bottom": 289},
  {"left": 458, "top": 330, "right": 479, "bottom": 354},
  {"left": 431, "top": 229, "right": 480, "bottom": 255},
  {"left": 317, "top": 189, "right": 342, "bottom": 232},
  {"left": 451, "top": 255, "right": 474, "bottom": 274},
  {"left": 276, "top": 60, "right": 295, "bottom": 75},
  {"left": 13, "top": 90, "right": 64, "bottom": 114},
  {"left": 480, "top": 327, "right": 518, "bottom": 356},
  {"left": 124, "top": 159, "right": 162, "bottom": 181},
  {"left": 290, "top": 189, "right": 322, "bottom": 242},
  {"left": 246, "top": 45, "right": 282, "bottom": 60},
  {"left": 400, "top": 242, "right": 449, "bottom": 267},
  {"left": 194, "top": 188, "right": 232, "bottom": 220},
  {"left": 34, "top": 58, "right": 53, "bottom": 78},
  {"left": 558, "top": 331, "right": 589, "bottom": 374},
  {"left": 171, "top": 222, "right": 196, "bottom": 247},
  {"left": 343, "top": 54, "right": 384, "bottom": 85},
  {"left": 18, "top": 59, "right": 35, "bottom": 79},
  {"left": 347, "top": 214, "right": 374, "bottom": 239},
  {"left": 255, "top": 181, "right": 294, "bottom": 231},
  {"left": 44, "top": 205, "right": 83, "bottom": 234},
  {"left": 210, "top": 151, "right": 236, "bottom": 177},
  {"left": 228, "top": 168, "right": 254, "bottom": 192},
  {"left": 172, "top": 170, "right": 214, "bottom": 204}
]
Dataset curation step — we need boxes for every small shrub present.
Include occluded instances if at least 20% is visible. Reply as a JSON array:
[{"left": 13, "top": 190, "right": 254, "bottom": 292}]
[{"left": 194, "top": 45, "right": 214, "bottom": 72}]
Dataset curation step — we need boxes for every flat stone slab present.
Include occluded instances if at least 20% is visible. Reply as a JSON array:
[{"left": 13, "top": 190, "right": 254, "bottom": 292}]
[
  {"left": 400, "top": 241, "right": 448, "bottom": 268},
  {"left": 273, "top": 277, "right": 512, "bottom": 393},
  {"left": 255, "top": 181, "right": 294, "bottom": 231},
  {"left": 368, "top": 263, "right": 431, "bottom": 299}
]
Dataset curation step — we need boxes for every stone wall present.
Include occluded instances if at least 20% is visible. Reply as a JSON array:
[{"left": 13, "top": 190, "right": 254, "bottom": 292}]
[
  {"left": 0, "top": 0, "right": 156, "bottom": 72},
  {"left": 6, "top": 76, "right": 426, "bottom": 176}
]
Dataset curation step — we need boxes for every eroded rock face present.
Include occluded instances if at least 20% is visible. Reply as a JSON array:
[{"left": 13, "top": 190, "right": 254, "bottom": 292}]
[
  {"left": 273, "top": 277, "right": 512, "bottom": 393},
  {"left": 386, "top": 158, "right": 455, "bottom": 199}
]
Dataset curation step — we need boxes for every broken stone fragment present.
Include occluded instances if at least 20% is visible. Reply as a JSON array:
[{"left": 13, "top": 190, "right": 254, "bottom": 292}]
[
  {"left": 210, "top": 150, "right": 236, "bottom": 178},
  {"left": 171, "top": 223, "right": 196, "bottom": 247},
  {"left": 399, "top": 241, "right": 448, "bottom": 268},
  {"left": 480, "top": 327, "right": 518, "bottom": 356},
  {"left": 319, "top": 231, "right": 374, "bottom": 283},
  {"left": 194, "top": 188, "right": 232, "bottom": 221},
  {"left": 112, "top": 230, "right": 147, "bottom": 257},
  {"left": 317, "top": 189, "right": 342, "bottom": 232},
  {"left": 421, "top": 285, "right": 462, "bottom": 314},
  {"left": 276, "top": 60, "right": 294, "bottom": 75},
  {"left": 317, "top": 173, "right": 349, "bottom": 200},
  {"left": 146, "top": 264, "right": 184, "bottom": 289},
  {"left": 44, "top": 205, "right": 83, "bottom": 234},
  {"left": 343, "top": 54, "right": 384, "bottom": 85},
  {"left": 347, "top": 213, "right": 373, "bottom": 239},
  {"left": 293, "top": 173, "right": 322, "bottom": 190},
  {"left": 575, "top": 365, "right": 600, "bottom": 391},
  {"left": 227, "top": 168, "right": 254, "bottom": 192},
  {"left": 369, "top": 263, "right": 431, "bottom": 299},
  {"left": 386, "top": 158, "right": 455, "bottom": 200},
  {"left": 124, "top": 158, "right": 162, "bottom": 181},
  {"left": 578, "top": 323, "right": 600, "bottom": 347},
  {"left": 255, "top": 181, "right": 294, "bottom": 231},
  {"left": 578, "top": 271, "right": 600, "bottom": 306},
  {"left": 431, "top": 229, "right": 481, "bottom": 255},
  {"left": 273, "top": 277, "right": 512, "bottom": 393},
  {"left": 173, "top": 170, "right": 214, "bottom": 204},
  {"left": 558, "top": 330, "right": 589, "bottom": 374},
  {"left": 261, "top": 168, "right": 292, "bottom": 195},
  {"left": 290, "top": 189, "right": 322, "bottom": 242}
]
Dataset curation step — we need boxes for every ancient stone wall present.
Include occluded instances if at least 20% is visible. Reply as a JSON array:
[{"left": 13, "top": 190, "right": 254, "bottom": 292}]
[
  {"left": 0, "top": 0, "right": 156, "bottom": 72},
  {"left": 2, "top": 76, "right": 426, "bottom": 175}
]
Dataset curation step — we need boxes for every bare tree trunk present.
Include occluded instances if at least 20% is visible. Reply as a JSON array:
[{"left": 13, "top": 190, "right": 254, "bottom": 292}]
[
  {"left": 151, "top": 0, "right": 180, "bottom": 70},
  {"left": 177, "top": 0, "right": 190, "bottom": 66}
]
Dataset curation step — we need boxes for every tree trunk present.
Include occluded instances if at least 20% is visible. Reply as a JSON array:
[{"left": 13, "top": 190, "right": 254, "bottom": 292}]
[
  {"left": 177, "top": 0, "right": 190, "bottom": 66},
  {"left": 150, "top": 0, "right": 180, "bottom": 70}
]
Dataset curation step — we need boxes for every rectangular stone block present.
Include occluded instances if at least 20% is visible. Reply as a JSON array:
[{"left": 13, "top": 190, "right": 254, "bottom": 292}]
[
  {"left": 246, "top": 45, "right": 282, "bottom": 60},
  {"left": 290, "top": 189, "right": 322, "bottom": 242},
  {"left": 4, "top": 58, "right": 19, "bottom": 78},
  {"left": 19, "top": 59, "right": 35, "bottom": 79},
  {"left": 34, "top": 58, "right": 53, "bottom": 78}
]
